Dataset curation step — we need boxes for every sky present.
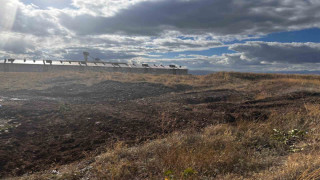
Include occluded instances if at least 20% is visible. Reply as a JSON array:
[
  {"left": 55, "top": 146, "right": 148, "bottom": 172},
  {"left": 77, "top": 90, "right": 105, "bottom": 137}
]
[{"left": 0, "top": 0, "right": 320, "bottom": 72}]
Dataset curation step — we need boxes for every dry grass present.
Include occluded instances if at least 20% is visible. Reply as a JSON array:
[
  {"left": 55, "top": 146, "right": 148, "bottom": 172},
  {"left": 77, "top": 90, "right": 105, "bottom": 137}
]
[
  {"left": 0, "top": 71, "right": 204, "bottom": 91},
  {"left": 7, "top": 71, "right": 320, "bottom": 179},
  {"left": 2, "top": 71, "right": 320, "bottom": 91},
  {"left": 17, "top": 105, "right": 320, "bottom": 180}
]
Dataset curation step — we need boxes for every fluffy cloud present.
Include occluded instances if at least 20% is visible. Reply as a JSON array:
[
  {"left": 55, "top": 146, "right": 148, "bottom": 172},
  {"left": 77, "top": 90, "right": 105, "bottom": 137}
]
[{"left": 0, "top": 1, "right": 69, "bottom": 36}]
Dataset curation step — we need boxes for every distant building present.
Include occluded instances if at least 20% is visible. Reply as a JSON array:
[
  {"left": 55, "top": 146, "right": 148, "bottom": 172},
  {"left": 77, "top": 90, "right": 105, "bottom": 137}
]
[{"left": 0, "top": 59, "right": 188, "bottom": 75}]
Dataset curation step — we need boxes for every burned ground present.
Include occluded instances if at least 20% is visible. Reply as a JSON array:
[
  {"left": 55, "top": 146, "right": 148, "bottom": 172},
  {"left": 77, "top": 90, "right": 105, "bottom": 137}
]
[
  {"left": 1, "top": 72, "right": 320, "bottom": 178},
  {"left": 2, "top": 80, "right": 192, "bottom": 103}
]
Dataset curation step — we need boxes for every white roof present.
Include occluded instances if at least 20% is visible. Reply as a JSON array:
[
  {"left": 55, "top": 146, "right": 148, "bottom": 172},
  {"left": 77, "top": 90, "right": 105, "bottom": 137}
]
[{"left": 0, "top": 59, "right": 187, "bottom": 69}]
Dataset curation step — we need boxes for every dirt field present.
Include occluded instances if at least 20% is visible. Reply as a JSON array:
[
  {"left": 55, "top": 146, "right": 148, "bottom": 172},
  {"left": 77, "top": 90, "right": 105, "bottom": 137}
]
[{"left": 2, "top": 72, "right": 320, "bottom": 179}]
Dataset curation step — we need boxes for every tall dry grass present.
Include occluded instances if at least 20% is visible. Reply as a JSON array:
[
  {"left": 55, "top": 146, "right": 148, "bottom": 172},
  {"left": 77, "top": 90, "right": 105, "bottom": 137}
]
[{"left": 16, "top": 103, "right": 320, "bottom": 180}]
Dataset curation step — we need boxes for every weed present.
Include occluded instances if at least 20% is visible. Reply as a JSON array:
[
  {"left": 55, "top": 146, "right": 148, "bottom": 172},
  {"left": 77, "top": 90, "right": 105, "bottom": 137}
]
[
  {"left": 164, "top": 170, "right": 175, "bottom": 180},
  {"left": 272, "top": 128, "right": 307, "bottom": 152},
  {"left": 182, "top": 167, "right": 197, "bottom": 178}
]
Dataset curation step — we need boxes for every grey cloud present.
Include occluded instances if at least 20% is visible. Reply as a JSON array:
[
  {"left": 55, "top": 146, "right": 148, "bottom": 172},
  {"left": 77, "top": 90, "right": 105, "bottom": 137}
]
[
  {"left": 59, "top": 0, "right": 320, "bottom": 36},
  {"left": 12, "top": 10, "right": 57, "bottom": 36},
  {"left": 230, "top": 42, "right": 320, "bottom": 64},
  {"left": 2, "top": 41, "right": 34, "bottom": 54},
  {"left": 0, "top": 34, "right": 35, "bottom": 55}
]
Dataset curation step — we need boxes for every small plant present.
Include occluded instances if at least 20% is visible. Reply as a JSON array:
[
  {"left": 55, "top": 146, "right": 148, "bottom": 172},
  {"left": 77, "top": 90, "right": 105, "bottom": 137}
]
[
  {"left": 272, "top": 129, "right": 307, "bottom": 152},
  {"left": 164, "top": 170, "right": 175, "bottom": 180},
  {"left": 182, "top": 168, "right": 197, "bottom": 178}
]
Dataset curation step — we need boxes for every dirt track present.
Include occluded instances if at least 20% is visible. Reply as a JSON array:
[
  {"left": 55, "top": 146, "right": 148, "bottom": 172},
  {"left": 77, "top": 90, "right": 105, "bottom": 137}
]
[{"left": 1, "top": 78, "right": 319, "bottom": 177}]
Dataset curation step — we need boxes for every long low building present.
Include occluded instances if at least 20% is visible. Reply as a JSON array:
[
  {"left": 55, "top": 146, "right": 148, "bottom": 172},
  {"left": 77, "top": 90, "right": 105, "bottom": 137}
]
[{"left": 0, "top": 59, "right": 188, "bottom": 75}]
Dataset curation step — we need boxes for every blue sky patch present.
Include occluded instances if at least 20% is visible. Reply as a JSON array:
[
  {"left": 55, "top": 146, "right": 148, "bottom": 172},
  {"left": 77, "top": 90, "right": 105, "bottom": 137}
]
[{"left": 23, "top": 0, "right": 73, "bottom": 9}]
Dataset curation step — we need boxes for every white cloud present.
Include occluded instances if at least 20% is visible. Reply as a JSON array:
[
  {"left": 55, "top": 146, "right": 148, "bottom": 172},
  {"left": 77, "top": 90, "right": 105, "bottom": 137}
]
[
  {"left": 148, "top": 37, "right": 222, "bottom": 52},
  {"left": 0, "top": 1, "right": 70, "bottom": 37}
]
